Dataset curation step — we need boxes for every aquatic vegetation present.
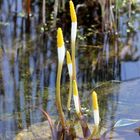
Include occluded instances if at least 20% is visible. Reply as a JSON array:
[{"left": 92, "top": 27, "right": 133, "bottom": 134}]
[
  {"left": 56, "top": 28, "right": 66, "bottom": 128},
  {"left": 39, "top": 1, "right": 103, "bottom": 139},
  {"left": 40, "top": 26, "right": 101, "bottom": 139},
  {"left": 70, "top": 0, "right": 77, "bottom": 80},
  {"left": 66, "top": 51, "right": 73, "bottom": 111}
]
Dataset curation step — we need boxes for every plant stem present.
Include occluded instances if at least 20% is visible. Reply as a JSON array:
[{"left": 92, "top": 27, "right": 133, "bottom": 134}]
[
  {"left": 67, "top": 76, "right": 72, "bottom": 111},
  {"left": 62, "top": 0, "right": 65, "bottom": 11},
  {"left": 53, "top": 0, "right": 58, "bottom": 27},
  {"left": 87, "top": 125, "right": 99, "bottom": 140},
  {"left": 56, "top": 62, "right": 65, "bottom": 128},
  {"left": 71, "top": 40, "right": 76, "bottom": 80}
]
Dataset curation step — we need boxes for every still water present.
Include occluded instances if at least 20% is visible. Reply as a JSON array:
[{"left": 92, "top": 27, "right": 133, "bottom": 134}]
[{"left": 0, "top": 0, "right": 140, "bottom": 139}]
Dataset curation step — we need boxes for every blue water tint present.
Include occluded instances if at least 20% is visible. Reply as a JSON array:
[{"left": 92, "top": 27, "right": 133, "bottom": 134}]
[
  {"left": 39, "top": 53, "right": 44, "bottom": 96},
  {"left": 1, "top": 54, "right": 16, "bottom": 138},
  {"left": 103, "top": 34, "right": 109, "bottom": 65},
  {"left": 1, "top": 55, "right": 14, "bottom": 109},
  {"left": 100, "top": 79, "right": 140, "bottom": 139},
  {"left": 0, "top": 96, "right": 4, "bottom": 133},
  {"left": 47, "top": 63, "right": 57, "bottom": 115},
  {"left": 121, "top": 61, "right": 140, "bottom": 80},
  {"left": 14, "top": 59, "right": 19, "bottom": 90}
]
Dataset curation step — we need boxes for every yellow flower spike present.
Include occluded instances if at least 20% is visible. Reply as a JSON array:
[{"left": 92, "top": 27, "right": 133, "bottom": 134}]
[
  {"left": 66, "top": 51, "right": 72, "bottom": 64},
  {"left": 69, "top": 0, "right": 77, "bottom": 22},
  {"left": 57, "top": 28, "right": 65, "bottom": 63},
  {"left": 92, "top": 91, "right": 98, "bottom": 110},
  {"left": 73, "top": 80, "right": 81, "bottom": 115},
  {"left": 69, "top": 0, "right": 77, "bottom": 80},
  {"left": 66, "top": 51, "right": 73, "bottom": 111},
  {"left": 92, "top": 91, "right": 100, "bottom": 126},
  {"left": 66, "top": 51, "right": 73, "bottom": 77},
  {"left": 56, "top": 28, "right": 66, "bottom": 128},
  {"left": 73, "top": 80, "right": 78, "bottom": 96},
  {"left": 57, "top": 28, "right": 64, "bottom": 48}
]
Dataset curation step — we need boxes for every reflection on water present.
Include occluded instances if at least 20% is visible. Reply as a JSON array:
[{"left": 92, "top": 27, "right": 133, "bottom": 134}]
[{"left": 0, "top": 0, "right": 140, "bottom": 139}]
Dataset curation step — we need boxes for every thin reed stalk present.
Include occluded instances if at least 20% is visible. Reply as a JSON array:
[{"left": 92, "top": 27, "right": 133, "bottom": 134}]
[
  {"left": 27, "top": 0, "right": 31, "bottom": 15},
  {"left": 53, "top": 0, "right": 58, "bottom": 27},
  {"left": 67, "top": 77, "right": 72, "bottom": 111},
  {"left": 42, "top": 0, "right": 46, "bottom": 24}
]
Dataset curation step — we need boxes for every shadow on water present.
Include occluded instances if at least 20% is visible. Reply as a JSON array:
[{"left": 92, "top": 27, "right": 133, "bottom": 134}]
[{"left": 0, "top": 0, "right": 140, "bottom": 139}]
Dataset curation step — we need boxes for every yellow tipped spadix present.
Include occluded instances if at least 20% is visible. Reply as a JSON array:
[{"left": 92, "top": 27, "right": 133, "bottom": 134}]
[
  {"left": 67, "top": 51, "right": 72, "bottom": 111},
  {"left": 66, "top": 51, "right": 72, "bottom": 64},
  {"left": 57, "top": 28, "right": 64, "bottom": 48},
  {"left": 69, "top": 0, "right": 77, "bottom": 22},
  {"left": 92, "top": 91, "right": 98, "bottom": 110},
  {"left": 73, "top": 80, "right": 78, "bottom": 96}
]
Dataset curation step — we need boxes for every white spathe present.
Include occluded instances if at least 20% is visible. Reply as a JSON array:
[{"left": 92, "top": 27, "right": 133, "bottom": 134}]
[
  {"left": 73, "top": 95, "right": 80, "bottom": 113},
  {"left": 93, "top": 110, "right": 100, "bottom": 126},
  {"left": 71, "top": 22, "right": 77, "bottom": 42},
  {"left": 68, "top": 63, "right": 73, "bottom": 76},
  {"left": 57, "top": 45, "right": 65, "bottom": 63}
]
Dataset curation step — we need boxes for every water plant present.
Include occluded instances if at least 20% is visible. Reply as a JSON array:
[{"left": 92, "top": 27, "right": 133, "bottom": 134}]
[
  {"left": 56, "top": 28, "right": 66, "bottom": 128},
  {"left": 66, "top": 51, "right": 73, "bottom": 111},
  {"left": 39, "top": 1, "right": 102, "bottom": 139},
  {"left": 11, "top": 0, "right": 140, "bottom": 139},
  {"left": 70, "top": 0, "right": 77, "bottom": 80}
]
